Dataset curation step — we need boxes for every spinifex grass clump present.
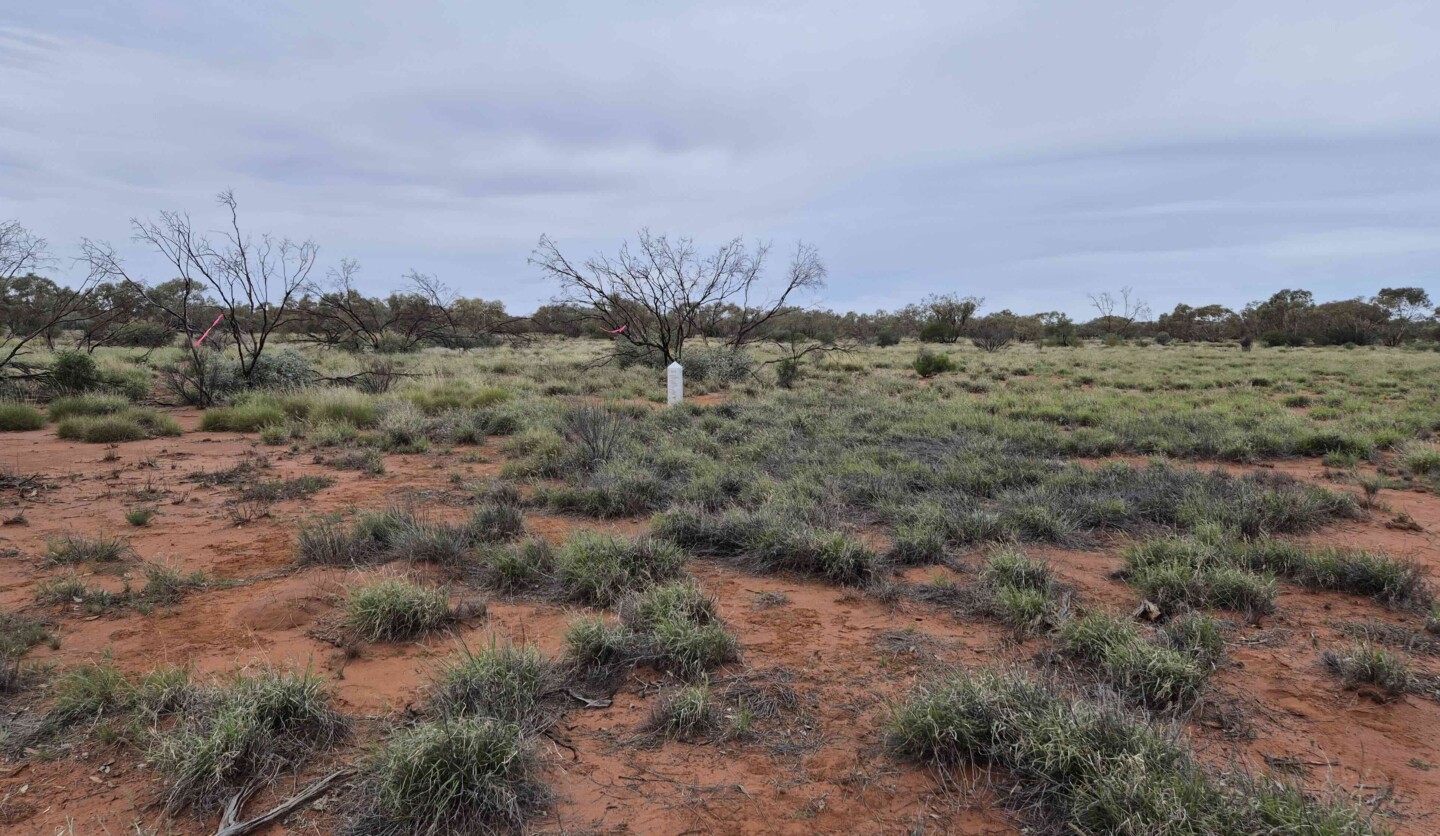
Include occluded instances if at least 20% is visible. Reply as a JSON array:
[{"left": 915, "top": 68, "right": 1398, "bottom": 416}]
[
  {"left": 555, "top": 532, "right": 687, "bottom": 606},
  {"left": 355, "top": 715, "right": 547, "bottom": 835},
  {"left": 565, "top": 580, "right": 741, "bottom": 680},
  {"left": 1058, "top": 611, "right": 1212, "bottom": 707},
  {"left": 0, "top": 402, "right": 44, "bottom": 431},
  {"left": 888, "top": 669, "right": 1381, "bottom": 834},
  {"left": 45, "top": 533, "right": 133, "bottom": 565},
  {"left": 1323, "top": 642, "right": 1415, "bottom": 698},
  {"left": 978, "top": 548, "right": 1062, "bottom": 632},
  {"left": 296, "top": 500, "right": 523, "bottom": 570},
  {"left": 55, "top": 408, "right": 182, "bottom": 443},
  {"left": 1124, "top": 531, "right": 1430, "bottom": 613},
  {"left": 431, "top": 642, "right": 566, "bottom": 733},
  {"left": 653, "top": 507, "right": 882, "bottom": 585},
  {"left": 150, "top": 667, "right": 347, "bottom": 812},
  {"left": 345, "top": 576, "right": 455, "bottom": 641}
]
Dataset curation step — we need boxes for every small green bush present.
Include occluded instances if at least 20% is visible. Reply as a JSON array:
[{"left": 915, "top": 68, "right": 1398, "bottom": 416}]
[
  {"left": 47, "top": 393, "right": 132, "bottom": 420},
  {"left": 556, "top": 533, "right": 687, "bottom": 606},
  {"left": 432, "top": 642, "right": 564, "bottom": 732},
  {"left": 362, "top": 715, "right": 546, "bottom": 834},
  {"left": 55, "top": 408, "right": 181, "bottom": 443},
  {"left": 345, "top": 577, "right": 454, "bottom": 641},
  {"left": 0, "top": 402, "right": 44, "bottom": 431},
  {"left": 912, "top": 349, "right": 956, "bottom": 378}
]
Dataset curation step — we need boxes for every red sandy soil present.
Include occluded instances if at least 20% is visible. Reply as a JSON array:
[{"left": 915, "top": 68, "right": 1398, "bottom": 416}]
[{"left": 0, "top": 413, "right": 1436, "bottom": 834}]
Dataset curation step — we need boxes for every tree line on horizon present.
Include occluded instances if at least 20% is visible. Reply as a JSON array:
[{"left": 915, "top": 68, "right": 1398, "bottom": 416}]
[{"left": 3, "top": 195, "right": 1438, "bottom": 388}]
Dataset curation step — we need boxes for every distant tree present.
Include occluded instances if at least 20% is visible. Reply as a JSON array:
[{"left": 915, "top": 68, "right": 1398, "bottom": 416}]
[
  {"left": 1372, "top": 287, "right": 1434, "bottom": 346},
  {"left": 1, "top": 221, "right": 101, "bottom": 378},
  {"left": 531, "top": 229, "right": 826, "bottom": 366},
  {"left": 917, "top": 294, "right": 982, "bottom": 343},
  {"left": 81, "top": 191, "right": 316, "bottom": 403},
  {"left": 1087, "top": 286, "right": 1150, "bottom": 337}
]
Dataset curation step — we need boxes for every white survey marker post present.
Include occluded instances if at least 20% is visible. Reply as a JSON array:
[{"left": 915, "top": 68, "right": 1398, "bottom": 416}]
[{"left": 667, "top": 361, "right": 684, "bottom": 406}]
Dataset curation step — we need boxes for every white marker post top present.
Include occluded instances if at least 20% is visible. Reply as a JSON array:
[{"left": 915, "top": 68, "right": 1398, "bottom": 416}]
[{"left": 667, "top": 361, "right": 683, "bottom": 406}]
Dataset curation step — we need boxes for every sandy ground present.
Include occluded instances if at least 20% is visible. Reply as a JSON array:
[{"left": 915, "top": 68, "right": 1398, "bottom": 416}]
[{"left": 0, "top": 411, "right": 1437, "bottom": 834}]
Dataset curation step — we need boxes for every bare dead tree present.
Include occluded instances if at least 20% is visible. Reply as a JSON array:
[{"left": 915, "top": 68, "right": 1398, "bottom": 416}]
[
  {"left": 531, "top": 230, "right": 826, "bottom": 365},
  {"left": 0, "top": 221, "right": 99, "bottom": 378},
  {"left": 82, "top": 191, "right": 315, "bottom": 381},
  {"left": 1088, "top": 286, "right": 1151, "bottom": 337}
]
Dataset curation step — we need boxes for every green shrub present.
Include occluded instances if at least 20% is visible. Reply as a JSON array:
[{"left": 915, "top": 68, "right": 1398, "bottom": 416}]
[
  {"left": 55, "top": 408, "right": 181, "bottom": 442},
  {"left": 200, "top": 401, "right": 286, "bottom": 432},
  {"left": 345, "top": 577, "right": 454, "bottom": 641},
  {"left": 125, "top": 506, "right": 159, "bottom": 526},
  {"left": 556, "top": 533, "right": 686, "bottom": 606},
  {"left": 47, "top": 393, "right": 131, "bottom": 420},
  {"left": 432, "top": 642, "right": 564, "bottom": 731},
  {"left": 151, "top": 667, "right": 347, "bottom": 812},
  {"left": 362, "top": 716, "right": 546, "bottom": 834},
  {"left": 50, "top": 351, "right": 99, "bottom": 392},
  {"left": 0, "top": 402, "right": 44, "bottom": 431},
  {"left": 1322, "top": 643, "right": 1414, "bottom": 697},
  {"left": 912, "top": 349, "right": 956, "bottom": 378}
]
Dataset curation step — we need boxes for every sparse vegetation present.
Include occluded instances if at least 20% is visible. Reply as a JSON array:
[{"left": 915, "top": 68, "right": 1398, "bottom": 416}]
[
  {"left": 0, "top": 401, "right": 45, "bottom": 431},
  {"left": 345, "top": 576, "right": 455, "bottom": 641}
]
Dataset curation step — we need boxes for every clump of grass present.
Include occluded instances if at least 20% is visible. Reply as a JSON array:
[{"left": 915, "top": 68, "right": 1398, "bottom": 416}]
[
  {"left": 378, "top": 403, "right": 432, "bottom": 453},
  {"left": 0, "top": 610, "right": 52, "bottom": 659},
  {"left": 51, "top": 658, "right": 134, "bottom": 724},
  {"left": 199, "top": 401, "right": 286, "bottom": 433},
  {"left": 619, "top": 581, "right": 740, "bottom": 676},
  {"left": 1399, "top": 441, "right": 1440, "bottom": 476},
  {"left": 466, "top": 500, "right": 525, "bottom": 543},
  {"left": 46, "top": 533, "right": 133, "bottom": 565},
  {"left": 431, "top": 642, "right": 565, "bottom": 732},
  {"left": 239, "top": 474, "right": 334, "bottom": 501},
  {"left": 654, "top": 507, "right": 883, "bottom": 585},
  {"left": 564, "top": 616, "right": 639, "bottom": 674},
  {"left": 46, "top": 393, "right": 130, "bottom": 421},
  {"left": 139, "top": 560, "right": 208, "bottom": 604},
  {"left": 135, "top": 664, "right": 195, "bottom": 720},
  {"left": 55, "top": 408, "right": 181, "bottom": 443},
  {"left": 477, "top": 538, "right": 555, "bottom": 594},
  {"left": 644, "top": 683, "right": 719, "bottom": 740},
  {"left": 150, "top": 667, "right": 348, "bottom": 812},
  {"left": 1159, "top": 612, "right": 1227, "bottom": 668},
  {"left": 978, "top": 547, "right": 1062, "bottom": 632},
  {"left": 356, "top": 715, "right": 546, "bottom": 835},
  {"left": 1322, "top": 642, "right": 1414, "bottom": 698},
  {"left": 345, "top": 576, "right": 455, "bottom": 642},
  {"left": 1059, "top": 611, "right": 1210, "bottom": 707},
  {"left": 0, "top": 402, "right": 45, "bottom": 431},
  {"left": 555, "top": 532, "right": 687, "bottom": 606},
  {"left": 125, "top": 506, "right": 159, "bottom": 526},
  {"left": 888, "top": 668, "right": 1379, "bottom": 833},
  {"left": 34, "top": 573, "right": 120, "bottom": 611},
  {"left": 326, "top": 447, "right": 384, "bottom": 474}
]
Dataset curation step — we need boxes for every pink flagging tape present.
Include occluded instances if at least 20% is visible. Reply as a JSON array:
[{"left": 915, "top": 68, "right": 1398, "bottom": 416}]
[
  {"left": 194, "top": 313, "right": 224, "bottom": 347},
  {"left": 604, "top": 324, "right": 627, "bottom": 334}
]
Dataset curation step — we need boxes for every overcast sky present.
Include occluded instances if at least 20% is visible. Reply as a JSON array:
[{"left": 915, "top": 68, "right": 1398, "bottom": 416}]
[{"left": 2, "top": 1, "right": 1437, "bottom": 318}]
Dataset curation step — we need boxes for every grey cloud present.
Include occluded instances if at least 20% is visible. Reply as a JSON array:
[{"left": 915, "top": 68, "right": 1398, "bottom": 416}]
[{"left": 0, "top": 1, "right": 1436, "bottom": 317}]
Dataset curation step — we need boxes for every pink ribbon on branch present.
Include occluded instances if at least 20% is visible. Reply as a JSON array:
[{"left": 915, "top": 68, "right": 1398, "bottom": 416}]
[
  {"left": 194, "top": 313, "right": 224, "bottom": 347},
  {"left": 604, "top": 325, "right": 627, "bottom": 335}
]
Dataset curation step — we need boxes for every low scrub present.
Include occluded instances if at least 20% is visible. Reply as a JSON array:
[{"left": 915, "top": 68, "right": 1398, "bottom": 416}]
[
  {"left": 654, "top": 507, "right": 882, "bottom": 585},
  {"left": 555, "top": 532, "right": 687, "bottom": 606},
  {"left": 1323, "top": 642, "right": 1414, "bottom": 698},
  {"left": 355, "top": 715, "right": 546, "bottom": 835},
  {"left": 431, "top": 642, "right": 566, "bottom": 732},
  {"left": 55, "top": 408, "right": 182, "bottom": 443},
  {"left": 46, "top": 533, "right": 133, "bottom": 565},
  {"left": 151, "top": 667, "right": 347, "bottom": 812},
  {"left": 0, "top": 402, "right": 45, "bottom": 431},
  {"left": 888, "top": 669, "right": 1381, "bottom": 833},
  {"left": 46, "top": 393, "right": 130, "bottom": 421},
  {"left": 345, "top": 576, "right": 455, "bottom": 641}
]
